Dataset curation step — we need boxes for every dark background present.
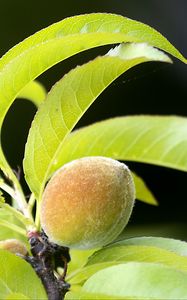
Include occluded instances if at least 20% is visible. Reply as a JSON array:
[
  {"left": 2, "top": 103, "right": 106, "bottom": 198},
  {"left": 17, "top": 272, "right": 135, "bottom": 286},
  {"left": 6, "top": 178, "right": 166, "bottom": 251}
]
[{"left": 0, "top": 0, "right": 187, "bottom": 239}]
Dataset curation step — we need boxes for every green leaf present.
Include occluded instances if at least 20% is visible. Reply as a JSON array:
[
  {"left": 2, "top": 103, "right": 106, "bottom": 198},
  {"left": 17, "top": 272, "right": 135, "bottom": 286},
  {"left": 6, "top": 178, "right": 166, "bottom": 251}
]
[
  {"left": 0, "top": 219, "right": 26, "bottom": 237},
  {"left": 68, "top": 249, "right": 98, "bottom": 276},
  {"left": 57, "top": 115, "right": 187, "bottom": 172},
  {"left": 1, "top": 13, "right": 186, "bottom": 73},
  {"left": 87, "top": 245, "right": 187, "bottom": 270},
  {"left": 111, "top": 236, "right": 187, "bottom": 256},
  {"left": 1, "top": 11, "right": 183, "bottom": 130},
  {"left": 47, "top": 116, "right": 187, "bottom": 206},
  {"left": 68, "top": 244, "right": 187, "bottom": 284},
  {"left": 132, "top": 172, "right": 157, "bottom": 205},
  {"left": 6, "top": 293, "right": 30, "bottom": 300},
  {"left": 65, "top": 290, "right": 124, "bottom": 300},
  {"left": 82, "top": 262, "right": 187, "bottom": 299},
  {"left": 17, "top": 81, "right": 46, "bottom": 107},
  {"left": 0, "top": 12, "right": 185, "bottom": 190},
  {"left": 0, "top": 209, "right": 27, "bottom": 242},
  {"left": 67, "top": 262, "right": 115, "bottom": 285},
  {"left": 0, "top": 199, "right": 34, "bottom": 230},
  {"left": 0, "top": 209, "right": 18, "bottom": 240},
  {"left": 23, "top": 43, "right": 171, "bottom": 199},
  {"left": 0, "top": 250, "right": 47, "bottom": 299}
]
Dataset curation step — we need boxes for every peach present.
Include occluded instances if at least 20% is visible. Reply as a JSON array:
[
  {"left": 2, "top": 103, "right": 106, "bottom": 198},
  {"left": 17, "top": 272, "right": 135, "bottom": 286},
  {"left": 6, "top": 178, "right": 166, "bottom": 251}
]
[
  {"left": 0, "top": 239, "right": 28, "bottom": 255},
  {"left": 40, "top": 157, "right": 135, "bottom": 249}
]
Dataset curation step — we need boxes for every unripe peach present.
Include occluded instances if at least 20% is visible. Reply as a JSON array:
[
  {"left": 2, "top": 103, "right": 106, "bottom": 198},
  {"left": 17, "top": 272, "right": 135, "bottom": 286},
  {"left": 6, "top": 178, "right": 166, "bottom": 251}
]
[
  {"left": 41, "top": 156, "right": 135, "bottom": 249},
  {"left": 0, "top": 239, "right": 28, "bottom": 255}
]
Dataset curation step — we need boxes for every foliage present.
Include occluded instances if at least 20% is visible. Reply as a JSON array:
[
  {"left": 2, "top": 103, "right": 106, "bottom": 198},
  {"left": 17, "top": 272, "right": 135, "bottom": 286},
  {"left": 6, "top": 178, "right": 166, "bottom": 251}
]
[
  {"left": 0, "top": 12, "right": 186, "bottom": 299},
  {"left": 0, "top": 250, "right": 47, "bottom": 299}
]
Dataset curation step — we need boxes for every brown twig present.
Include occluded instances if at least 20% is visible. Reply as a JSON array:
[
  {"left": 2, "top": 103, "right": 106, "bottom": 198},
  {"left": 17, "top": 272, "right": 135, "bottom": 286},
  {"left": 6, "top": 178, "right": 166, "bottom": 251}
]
[{"left": 25, "top": 231, "right": 70, "bottom": 300}]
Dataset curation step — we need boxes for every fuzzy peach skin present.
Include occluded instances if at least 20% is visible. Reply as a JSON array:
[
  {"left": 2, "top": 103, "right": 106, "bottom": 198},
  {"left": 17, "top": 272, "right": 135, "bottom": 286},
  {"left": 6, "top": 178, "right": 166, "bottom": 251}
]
[
  {"left": 40, "top": 157, "right": 135, "bottom": 249},
  {"left": 0, "top": 239, "right": 28, "bottom": 255}
]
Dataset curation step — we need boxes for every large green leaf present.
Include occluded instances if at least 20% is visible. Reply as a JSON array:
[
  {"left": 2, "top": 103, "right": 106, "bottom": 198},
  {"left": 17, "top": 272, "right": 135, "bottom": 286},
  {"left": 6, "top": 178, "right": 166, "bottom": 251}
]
[
  {"left": 56, "top": 116, "right": 187, "bottom": 172},
  {"left": 0, "top": 13, "right": 186, "bottom": 187},
  {"left": 65, "top": 290, "right": 123, "bottom": 300},
  {"left": 0, "top": 250, "right": 47, "bottom": 299},
  {"left": 1, "top": 13, "right": 186, "bottom": 72},
  {"left": 68, "top": 237, "right": 187, "bottom": 284},
  {"left": 68, "top": 235, "right": 186, "bottom": 279},
  {"left": 44, "top": 115, "right": 187, "bottom": 205},
  {"left": 68, "top": 244, "right": 187, "bottom": 284},
  {"left": 111, "top": 236, "right": 187, "bottom": 256},
  {"left": 67, "top": 262, "right": 116, "bottom": 285},
  {"left": 6, "top": 293, "right": 30, "bottom": 300},
  {"left": 87, "top": 245, "right": 187, "bottom": 270},
  {"left": 23, "top": 43, "right": 171, "bottom": 199},
  {"left": 82, "top": 262, "right": 187, "bottom": 299}
]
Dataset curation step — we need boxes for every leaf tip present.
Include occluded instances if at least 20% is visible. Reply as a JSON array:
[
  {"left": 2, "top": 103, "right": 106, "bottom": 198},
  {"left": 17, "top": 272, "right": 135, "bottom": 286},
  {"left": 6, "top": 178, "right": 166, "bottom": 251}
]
[{"left": 107, "top": 42, "right": 172, "bottom": 64}]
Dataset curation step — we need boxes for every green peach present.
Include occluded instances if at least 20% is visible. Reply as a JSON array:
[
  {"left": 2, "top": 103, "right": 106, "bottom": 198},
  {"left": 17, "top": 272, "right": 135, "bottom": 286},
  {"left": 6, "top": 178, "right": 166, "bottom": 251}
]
[
  {"left": 0, "top": 239, "right": 28, "bottom": 255},
  {"left": 40, "top": 156, "right": 135, "bottom": 249}
]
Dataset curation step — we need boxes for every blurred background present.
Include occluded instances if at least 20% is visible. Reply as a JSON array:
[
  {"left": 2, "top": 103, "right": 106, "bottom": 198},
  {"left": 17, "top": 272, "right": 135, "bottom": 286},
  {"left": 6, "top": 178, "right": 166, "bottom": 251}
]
[{"left": 0, "top": 0, "right": 187, "bottom": 240}]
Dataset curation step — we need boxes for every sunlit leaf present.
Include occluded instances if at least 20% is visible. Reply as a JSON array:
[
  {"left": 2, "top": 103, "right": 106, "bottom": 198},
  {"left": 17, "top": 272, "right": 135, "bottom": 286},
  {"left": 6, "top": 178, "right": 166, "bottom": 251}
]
[
  {"left": 0, "top": 250, "right": 47, "bottom": 299},
  {"left": 0, "top": 209, "right": 27, "bottom": 243},
  {"left": 68, "top": 244, "right": 187, "bottom": 284},
  {"left": 57, "top": 115, "right": 187, "bottom": 172},
  {"left": 65, "top": 290, "right": 124, "bottom": 300},
  {"left": 24, "top": 43, "right": 171, "bottom": 199},
  {"left": 6, "top": 293, "right": 30, "bottom": 300},
  {"left": 0, "top": 12, "right": 185, "bottom": 188},
  {"left": 133, "top": 172, "right": 157, "bottom": 205},
  {"left": 67, "top": 262, "right": 115, "bottom": 285},
  {"left": 82, "top": 263, "right": 187, "bottom": 299},
  {"left": 68, "top": 249, "right": 98, "bottom": 276},
  {"left": 111, "top": 236, "right": 187, "bottom": 256},
  {"left": 18, "top": 81, "right": 46, "bottom": 107},
  {"left": 48, "top": 115, "right": 187, "bottom": 205},
  {"left": 87, "top": 245, "right": 187, "bottom": 270}
]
